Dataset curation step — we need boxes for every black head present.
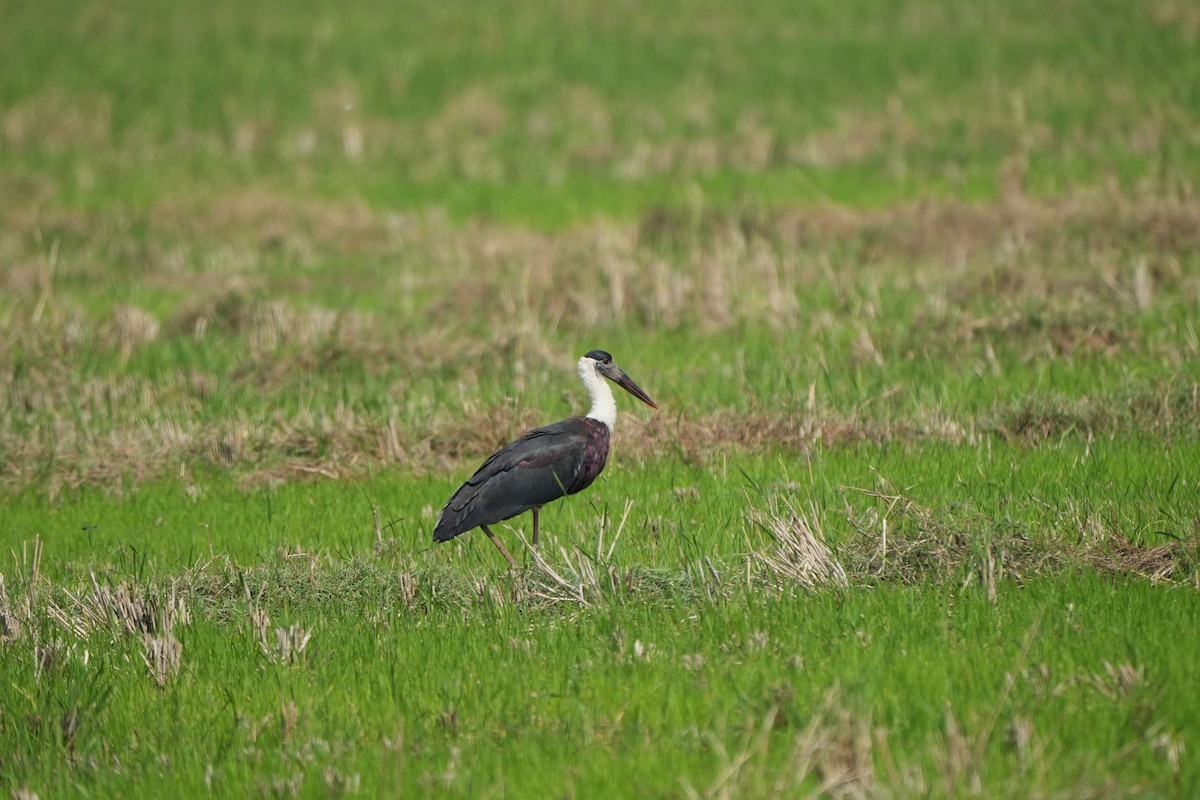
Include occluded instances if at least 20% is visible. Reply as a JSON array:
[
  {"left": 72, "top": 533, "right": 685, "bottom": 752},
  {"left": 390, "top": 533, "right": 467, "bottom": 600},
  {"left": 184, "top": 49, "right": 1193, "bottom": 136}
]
[
  {"left": 583, "top": 349, "right": 613, "bottom": 364},
  {"left": 581, "top": 349, "right": 657, "bottom": 410}
]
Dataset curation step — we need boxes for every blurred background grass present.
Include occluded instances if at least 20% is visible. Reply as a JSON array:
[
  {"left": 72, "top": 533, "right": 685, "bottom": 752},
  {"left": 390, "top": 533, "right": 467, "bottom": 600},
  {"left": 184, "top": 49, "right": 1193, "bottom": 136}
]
[{"left": 2, "top": 0, "right": 1197, "bottom": 222}]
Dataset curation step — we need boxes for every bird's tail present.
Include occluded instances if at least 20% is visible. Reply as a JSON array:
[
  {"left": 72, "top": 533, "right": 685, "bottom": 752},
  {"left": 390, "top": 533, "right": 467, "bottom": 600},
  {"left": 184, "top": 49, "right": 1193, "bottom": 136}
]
[{"left": 432, "top": 510, "right": 465, "bottom": 543}]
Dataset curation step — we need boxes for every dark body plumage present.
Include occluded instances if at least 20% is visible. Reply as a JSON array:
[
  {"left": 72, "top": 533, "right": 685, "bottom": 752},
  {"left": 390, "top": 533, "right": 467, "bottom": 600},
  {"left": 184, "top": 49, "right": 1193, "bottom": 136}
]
[{"left": 434, "top": 416, "right": 610, "bottom": 542}]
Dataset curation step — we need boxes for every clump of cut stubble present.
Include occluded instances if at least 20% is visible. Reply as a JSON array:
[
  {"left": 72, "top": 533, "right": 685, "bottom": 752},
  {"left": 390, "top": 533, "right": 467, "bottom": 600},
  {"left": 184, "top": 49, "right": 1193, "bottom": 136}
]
[{"left": 747, "top": 495, "right": 848, "bottom": 592}]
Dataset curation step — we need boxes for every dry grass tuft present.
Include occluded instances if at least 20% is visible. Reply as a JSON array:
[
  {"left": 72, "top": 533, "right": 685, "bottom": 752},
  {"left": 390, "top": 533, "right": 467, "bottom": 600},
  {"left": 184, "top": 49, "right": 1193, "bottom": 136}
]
[
  {"left": 142, "top": 631, "right": 183, "bottom": 690},
  {"left": 989, "top": 384, "right": 1200, "bottom": 442},
  {"left": 517, "top": 501, "right": 703, "bottom": 607},
  {"left": 267, "top": 624, "right": 314, "bottom": 667},
  {"left": 1086, "top": 534, "right": 1189, "bottom": 584},
  {"left": 40, "top": 575, "right": 191, "bottom": 688},
  {"left": 747, "top": 496, "right": 848, "bottom": 592},
  {"left": 1089, "top": 661, "right": 1147, "bottom": 701},
  {"left": 106, "top": 305, "right": 160, "bottom": 355},
  {"left": 246, "top": 587, "right": 313, "bottom": 665},
  {"left": 837, "top": 478, "right": 1198, "bottom": 589},
  {"left": 840, "top": 486, "right": 975, "bottom": 585},
  {"left": 935, "top": 703, "right": 984, "bottom": 796},
  {"left": 678, "top": 686, "right": 876, "bottom": 800},
  {"left": 56, "top": 575, "right": 191, "bottom": 639},
  {"left": 524, "top": 544, "right": 615, "bottom": 607}
]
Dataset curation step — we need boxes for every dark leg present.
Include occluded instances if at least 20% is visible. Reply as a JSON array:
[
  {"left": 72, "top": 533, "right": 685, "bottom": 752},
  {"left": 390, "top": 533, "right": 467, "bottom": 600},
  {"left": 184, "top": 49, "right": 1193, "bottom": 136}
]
[
  {"left": 532, "top": 506, "right": 540, "bottom": 550},
  {"left": 480, "top": 524, "right": 516, "bottom": 567}
]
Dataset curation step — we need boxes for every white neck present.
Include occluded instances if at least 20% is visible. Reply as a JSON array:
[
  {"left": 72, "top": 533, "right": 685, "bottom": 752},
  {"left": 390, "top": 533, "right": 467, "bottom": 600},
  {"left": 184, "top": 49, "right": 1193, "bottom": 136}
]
[{"left": 579, "top": 357, "right": 617, "bottom": 430}]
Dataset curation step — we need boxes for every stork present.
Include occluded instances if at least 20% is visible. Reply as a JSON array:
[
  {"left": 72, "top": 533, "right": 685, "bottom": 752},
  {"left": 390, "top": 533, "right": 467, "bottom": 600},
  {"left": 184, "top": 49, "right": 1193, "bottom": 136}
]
[{"left": 433, "top": 349, "right": 657, "bottom": 566}]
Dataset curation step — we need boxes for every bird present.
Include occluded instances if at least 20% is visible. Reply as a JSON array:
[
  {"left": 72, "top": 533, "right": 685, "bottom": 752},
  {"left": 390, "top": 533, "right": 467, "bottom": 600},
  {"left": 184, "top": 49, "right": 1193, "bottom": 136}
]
[{"left": 434, "top": 349, "right": 658, "bottom": 566}]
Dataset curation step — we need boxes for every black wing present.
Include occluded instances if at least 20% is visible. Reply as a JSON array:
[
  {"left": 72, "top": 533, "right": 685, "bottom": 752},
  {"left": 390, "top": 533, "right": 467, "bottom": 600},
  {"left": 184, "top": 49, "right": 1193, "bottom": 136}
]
[{"left": 433, "top": 417, "right": 591, "bottom": 541}]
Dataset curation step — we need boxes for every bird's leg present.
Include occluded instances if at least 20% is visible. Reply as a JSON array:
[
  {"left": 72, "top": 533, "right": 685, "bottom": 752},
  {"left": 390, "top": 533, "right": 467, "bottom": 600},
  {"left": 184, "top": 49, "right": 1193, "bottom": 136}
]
[
  {"left": 480, "top": 525, "right": 517, "bottom": 568},
  {"left": 532, "top": 506, "right": 540, "bottom": 550}
]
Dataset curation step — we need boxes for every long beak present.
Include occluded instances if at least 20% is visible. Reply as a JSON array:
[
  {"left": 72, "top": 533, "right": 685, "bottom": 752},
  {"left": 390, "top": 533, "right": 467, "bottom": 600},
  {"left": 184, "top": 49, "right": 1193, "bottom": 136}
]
[{"left": 602, "top": 363, "right": 658, "bottom": 409}]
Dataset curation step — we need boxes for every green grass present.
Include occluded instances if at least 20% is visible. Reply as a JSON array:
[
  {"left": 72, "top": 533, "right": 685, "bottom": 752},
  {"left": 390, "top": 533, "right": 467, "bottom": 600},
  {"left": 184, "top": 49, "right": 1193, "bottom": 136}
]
[
  {"left": 3, "top": 0, "right": 1200, "bottom": 796},
  {"left": 3, "top": 439, "right": 1197, "bottom": 795},
  {"left": 4, "top": 0, "right": 1198, "bottom": 223},
  {"left": 3, "top": 564, "right": 1197, "bottom": 797}
]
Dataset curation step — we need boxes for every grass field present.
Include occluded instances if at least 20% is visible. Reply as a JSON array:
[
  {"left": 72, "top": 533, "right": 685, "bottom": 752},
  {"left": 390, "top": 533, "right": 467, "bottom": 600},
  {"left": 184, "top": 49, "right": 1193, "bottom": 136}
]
[{"left": 3, "top": 0, "right": 1200, "bottom": 797}]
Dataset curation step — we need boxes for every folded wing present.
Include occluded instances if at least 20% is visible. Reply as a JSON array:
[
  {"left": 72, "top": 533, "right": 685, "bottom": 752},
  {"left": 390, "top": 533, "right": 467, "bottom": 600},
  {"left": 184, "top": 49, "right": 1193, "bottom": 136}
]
[{"left": 433, "top": 418, "right": 593, "bottom": 542}]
